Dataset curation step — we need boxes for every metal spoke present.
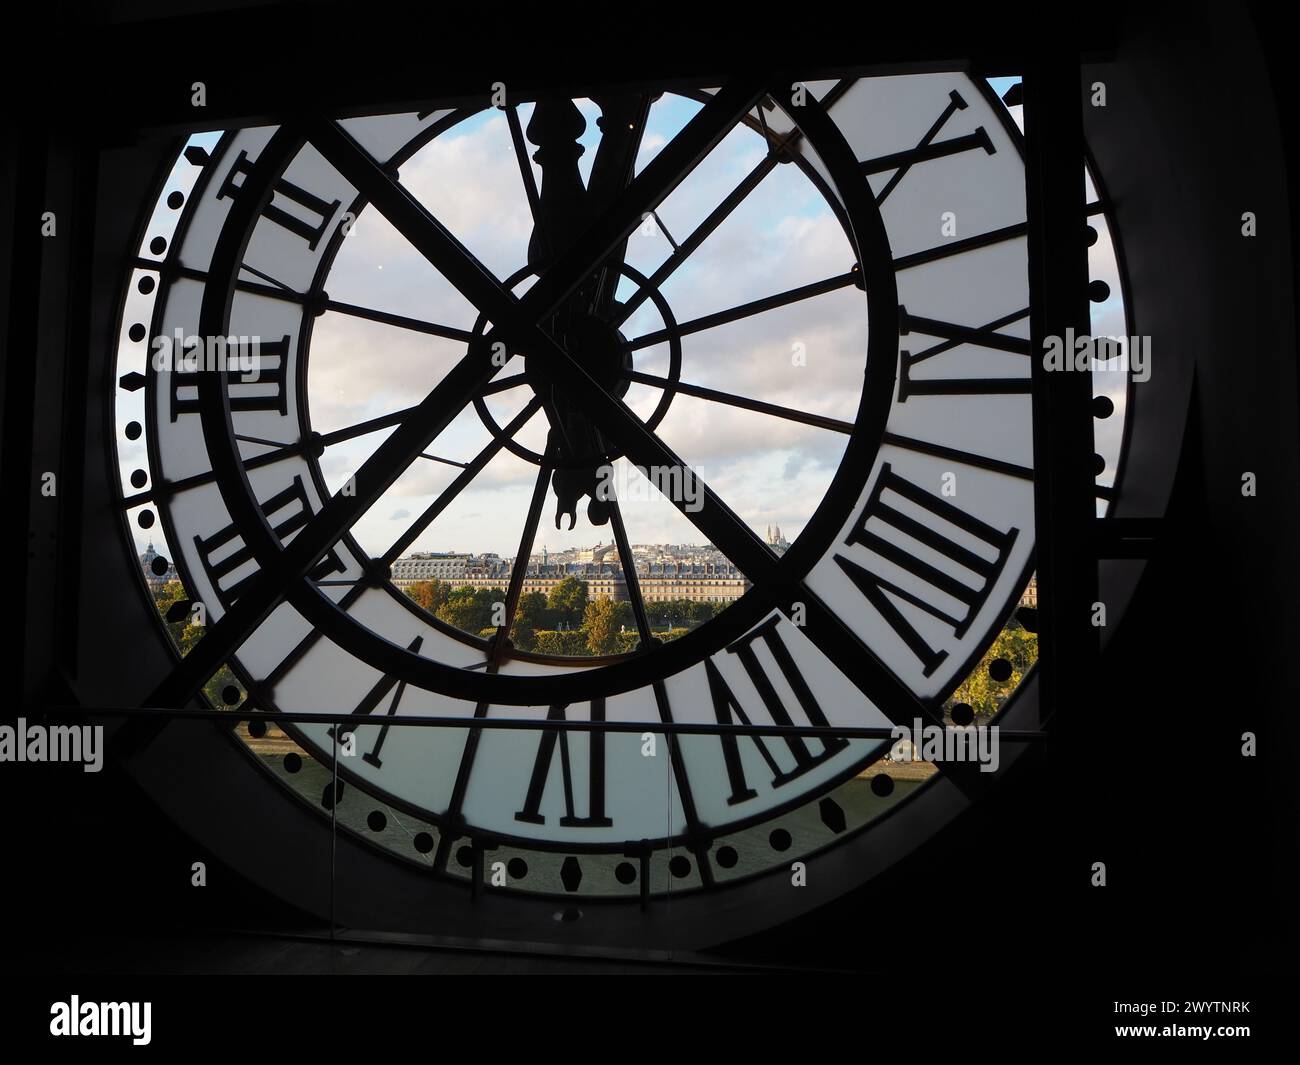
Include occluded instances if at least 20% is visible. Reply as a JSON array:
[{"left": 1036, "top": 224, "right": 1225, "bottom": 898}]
[
  {"left": 612, "top": 79, "right": 856, "bottom": 329},
  {"left": 417, "top": 452, "right": 469, "bottom": 469},
  {"left": 480, "top": 372, "right": 529, "bottom": 396},
  {"left": 317, "top": 376, "right": 512, "bottom": 448},
  {"left": 607, "top": 495, "right": 654, "bottom": 646},
  {"left": 628, "top": 270, "right": 858, "bottom": 350},
  {"left": 320, "top": 298, "right": 474, "bottom": 343},
  {"left": 120, "top": 442, "right": 295, "bottom": 507},
  {"left": 506, "top": 103, "right": 544, "bottom": 241},
  {"left": 587, "top": 93, "right": 654, "bottom": 317},
  {"left": 382, "top": 397, "right": 541, "bottom": 565},
  {"left": 170, "top": 263, "right": 474, "bottom": 344},
  {"left": 309, "top": 118, "right": 533, "bottom": 340},
  {"left": 316, "top": 405, "right": 420, "bottom": 447},
  {"left": 612, "top": 151, "right": 774, "bottom": 329},
  {"left": 235, "top": 432, "right": 291, "bottom": 450},
  {"left": 489, "top": 453, "right": 555, "bottom": 665},
  {"left": 626, "top": 370, "right": 854, "bottom": 433}
]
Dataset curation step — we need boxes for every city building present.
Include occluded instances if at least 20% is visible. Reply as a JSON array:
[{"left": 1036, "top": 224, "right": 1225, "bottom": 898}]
[
  {"left": 139, "top": 542, "right": 177, "bottom": 591},
  {"left": 397, "top": 547, "right": 751, "bottom": 605},
  {"left": 765, "top": 525, "right": 791, "bottom": 554},
  {"left": 636, "top": 561, "right": 748, "bottom": 604},
  {"left": 1020, "top": 575, "right": 1038, "bottom": 608},
  {"left": 390, "top": 553, "right": 469, "bottom": 587}
]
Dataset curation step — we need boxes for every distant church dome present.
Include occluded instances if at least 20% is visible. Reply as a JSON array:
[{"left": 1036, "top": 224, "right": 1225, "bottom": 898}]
[{"left": 765, "top": 525, "right": 790, "bottom": 553}]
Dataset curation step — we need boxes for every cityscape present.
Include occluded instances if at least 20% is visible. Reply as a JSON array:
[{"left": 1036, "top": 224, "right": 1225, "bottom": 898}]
[
  {"left": 386, "top": 526, "right": 794, "bottom": 605},
  {"left": 140, "top": 526, "right": 796, "bottom": 605},
  {"left": 140, "top": 526, "right": 1041, "bottom": 612}
]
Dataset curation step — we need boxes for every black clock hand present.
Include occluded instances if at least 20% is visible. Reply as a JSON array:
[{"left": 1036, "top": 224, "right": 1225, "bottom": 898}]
[
  {"left": 586, "top": 93, "right": 653, "bottom": 318},
  {"left": 525, "top": 97, "right": 590, "bottom": 276},
  {"left": 524, "top": 97, "right": 596, "bottom": 477},
  {"left": 525, "top": 95, "right": 624, "bottom": 527}
]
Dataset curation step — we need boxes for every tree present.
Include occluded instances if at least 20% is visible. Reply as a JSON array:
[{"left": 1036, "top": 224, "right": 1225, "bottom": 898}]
[
  {"left": 687, "top": 600, "right": 716, "bottom": 623},
  {"left": 946, "top": 624, "right": 1038, "bottom": 717},
  {"left": 405, "top": 579, "right": 449, "bottom": 614},
  {"left": 510, "top": 617, "right": 538, "bottom": 652},
  {"left": 153, "top": 582, "right": 191, "bottom": 648},
  {"left": 647, "top": 598, "right": 684, "bottom": 628},
  {"left": 152, "top": 582, "right": 237, "bottom": 707},
  {"left": 437, "top": 594, "right": 488, "bottom": 633},
  {"left": 509, "top": 590, "right": 550, "bottom": 652},
  {"left": 472, "top": 586, "right": 502, "bottom": 625},
  {"left": 516, "top": 590, "right": 551, "bottom": 629},
  {"left": 659, "top": 598, "right": 689, "bottom": 629},
  {"left": 610, "top": 599, "right": 635, "bottom": 632},
  {"left": 547, "top": 576, "right": 589, "bottom": 627},
  {"left": 534, "top": 629, "right": 588, "bottom": 655},
  {"left": 584, "top": 596, "right": 620, "bottom": 655}
]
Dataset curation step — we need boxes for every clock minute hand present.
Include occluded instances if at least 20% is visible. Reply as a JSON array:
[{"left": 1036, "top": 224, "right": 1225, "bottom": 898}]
[{"left": 586, "top": 93, "right": 653, "bottom": 317}]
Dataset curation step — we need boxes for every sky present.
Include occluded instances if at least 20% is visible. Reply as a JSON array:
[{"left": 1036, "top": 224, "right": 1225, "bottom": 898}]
[{"left": 119, "top": 79, "right": 1130, "bottom": 561}]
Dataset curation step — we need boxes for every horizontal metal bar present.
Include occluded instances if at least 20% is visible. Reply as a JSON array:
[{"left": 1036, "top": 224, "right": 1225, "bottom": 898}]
[{"left": 45, "top": 705, "right": 1047, "bottom": 741}]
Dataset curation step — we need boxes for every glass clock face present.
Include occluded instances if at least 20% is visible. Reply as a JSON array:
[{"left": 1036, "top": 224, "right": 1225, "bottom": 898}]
[{"left": 112, "top": 74, "right": 1129, "bottom": 899}]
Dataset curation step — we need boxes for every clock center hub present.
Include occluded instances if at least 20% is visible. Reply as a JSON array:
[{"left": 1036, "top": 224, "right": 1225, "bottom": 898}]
[
  {"left": 526, "top": 310, "right": 633, "bottom": 464},
  {"left": 528, "top": 311, "right": 632, "bottom": 402},
  {"left": 525, "top": 309, "right": 636, "bottom": 529}
]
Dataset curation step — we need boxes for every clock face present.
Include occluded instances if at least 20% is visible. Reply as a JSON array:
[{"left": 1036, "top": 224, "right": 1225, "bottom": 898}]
[{"left": 111, "top": 73, "right": 1129, "bottom": 901}]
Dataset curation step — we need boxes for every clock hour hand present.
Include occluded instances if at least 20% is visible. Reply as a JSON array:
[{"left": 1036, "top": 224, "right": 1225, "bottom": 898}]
[
  {"left": 525, "top": 97, "right": 590, "bottom": 278},
  {"left": 525, "top": 96, "right": 627, "bottom": 527}
]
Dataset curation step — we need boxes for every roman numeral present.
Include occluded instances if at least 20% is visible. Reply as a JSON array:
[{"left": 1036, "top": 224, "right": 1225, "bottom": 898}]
[
  {"left": 194, "top": 475, "right": 342, "bottom": 608},
  {"left": 326, "top": 636, "right": 424, "bottom": 768},
  {"left": 169, "top": 335, "right": 290, "bottom": 421},
  {"left": 514, "top": 700, "right": 612, "bottom": 828},
  {"left": 706, "top": 616, "right": 849, "bottom": 806},
  {"left": 898, "top": 305, "right": 1032, "bottom": 401},
  {"left": 834, "top": 463, "right": 1018, "bottom": 676},
  {"left": 864, "top": 90, "right": 995, "bottom": 205},
  {"left": 218, "top": 149, "right": 342, "bottom": 250}
]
